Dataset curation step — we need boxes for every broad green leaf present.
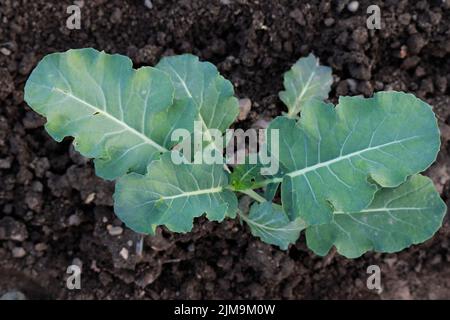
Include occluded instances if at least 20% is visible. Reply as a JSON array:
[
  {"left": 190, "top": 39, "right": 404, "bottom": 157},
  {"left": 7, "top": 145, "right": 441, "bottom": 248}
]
[
  {"left": 280, "top": 53, "right": 333, "bottom": 118},
  {"left": 306, "top": 175, "right": 447, "bottom": 258},
  {"left": 240, "top": 202, "right": 306, "bottom": 250},
  {"left": 156, "top": 54, "right": 239, "bottom": 150},
  {"left": 265, "top": 91, "right": 440, "bottom": 226},
  {"left": 24, "top": 48, "right": 196, "bottom": 180},
  {"left": 114, "top": 152, "right": 238, "bottom": 234}
]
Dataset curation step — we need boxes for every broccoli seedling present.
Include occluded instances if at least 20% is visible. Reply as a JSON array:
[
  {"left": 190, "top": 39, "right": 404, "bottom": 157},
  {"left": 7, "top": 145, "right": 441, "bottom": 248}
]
[{"left": 24, "top": 48, "right": 446, "bottom": 258}]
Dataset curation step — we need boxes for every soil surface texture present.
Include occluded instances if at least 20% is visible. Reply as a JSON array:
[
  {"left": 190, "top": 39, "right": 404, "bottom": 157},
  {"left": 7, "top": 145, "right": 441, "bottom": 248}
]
[{"left": 0, "top": 0, "right": 449, "bottom": 299}]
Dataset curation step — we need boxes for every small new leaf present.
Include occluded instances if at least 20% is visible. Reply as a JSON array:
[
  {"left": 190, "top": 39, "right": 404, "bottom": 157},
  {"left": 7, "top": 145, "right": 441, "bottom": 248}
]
[
  {"left": 240, "top": 202, "right": 306, "bottom": 250},
  {"left": 306, "top": 175, "right": 447, "bottom": 258},
  {"left": 230, "top": 162, "right": 274, "bottom": 191},
  {"left": 280, "top": 53, "right": 333, "bottom": 118}
]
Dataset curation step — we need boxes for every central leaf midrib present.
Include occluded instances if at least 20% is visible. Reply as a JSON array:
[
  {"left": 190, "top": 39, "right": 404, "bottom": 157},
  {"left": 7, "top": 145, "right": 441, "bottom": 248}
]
[
  {"left": 240, "top": 213, "right": 304, "bottom": 232},
  {"left": 259, "top": 135, "right": 422, "bottom": 186},
  {"left": 289, "top": 65, "right": 317, "bottom": 117},
  {"left": 54, "top": 88, "right": 168, "bottom": 152},
  {"left": 164, "top": 63, "right": 221, "bottom": 150},
  {"left": 160, "top": 186, "right": 223, "bottom": 200}
]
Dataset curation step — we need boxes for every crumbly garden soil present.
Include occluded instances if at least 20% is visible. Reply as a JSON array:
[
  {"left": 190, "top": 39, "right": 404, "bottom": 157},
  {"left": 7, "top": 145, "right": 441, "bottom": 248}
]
[{"left": 0, "top": 0, "right": 449, "bottom": 299}]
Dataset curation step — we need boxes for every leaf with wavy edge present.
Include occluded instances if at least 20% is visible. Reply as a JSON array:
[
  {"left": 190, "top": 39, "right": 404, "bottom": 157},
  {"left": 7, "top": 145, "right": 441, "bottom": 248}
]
[
  {"left": 156, "top": 54, "right": 239, "bottom": 151},
  {"left": 24, "top": 48, "right": 197, "bottom": 180},
  {"left": 240, "top": 202, "right": 306, "bottom": 250},
  {"left": 114, "top": 152, "right": 238, "bottom": 234},
  {"left": 306, "top": 175, "right": 447, "bottom": 258},
  {"left": 263, "top": 91, "right": 440, "bottom": 225},
  {"left": 280, "top": 53, "right": 333, "bottom": 118}
]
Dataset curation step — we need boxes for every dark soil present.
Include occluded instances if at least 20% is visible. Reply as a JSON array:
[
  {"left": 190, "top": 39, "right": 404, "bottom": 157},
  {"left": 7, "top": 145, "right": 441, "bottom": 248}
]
[{"left": 0, "top": 0, "right": 449, "bottom": 299}]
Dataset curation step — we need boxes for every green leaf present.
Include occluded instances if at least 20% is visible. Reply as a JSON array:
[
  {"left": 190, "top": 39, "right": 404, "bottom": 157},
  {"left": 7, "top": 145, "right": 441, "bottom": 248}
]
[
  {"left": 114, "top": 152, "right": 238, "bottom": 234},
  {"left": 240, "top": 202, "right": 306, "bottom": 250},
  {"left": 265, "top": 91, "right": 440, "bottom": 225},
  {"left": 156, "top": 54, "right": 239, "bottom": 150},
  {"left": 280, "top": 53, "right": 333, "bottom": 118},
  {"left": 306, "top": 175, "right": 447, "bottom": 258},
  {"left": 24, "top": 48, "right": 196, "bottom": 180},
  {"left": 230, "top": 162, "right": 268, "bottom": 191}
]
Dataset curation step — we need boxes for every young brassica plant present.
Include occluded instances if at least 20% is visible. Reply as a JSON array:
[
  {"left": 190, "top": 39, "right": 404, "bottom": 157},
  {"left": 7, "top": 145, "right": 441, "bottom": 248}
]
[{"left": 24, "top": 48, "right": 446, "bottom": 258}]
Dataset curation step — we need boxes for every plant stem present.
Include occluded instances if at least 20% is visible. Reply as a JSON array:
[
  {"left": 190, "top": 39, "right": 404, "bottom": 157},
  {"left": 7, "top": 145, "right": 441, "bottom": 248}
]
[{"left": 239, "top": 189, "right": 266, "bottom": 203}]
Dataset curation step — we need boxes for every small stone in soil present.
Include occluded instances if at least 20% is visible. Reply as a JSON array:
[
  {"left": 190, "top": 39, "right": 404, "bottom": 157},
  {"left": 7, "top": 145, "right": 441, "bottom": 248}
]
[
  {"left": 34, "top": 243, "right": 48, "bottom": 252},
  {"left": 72, "top": 257, "right": 83, "bottom": 269},
  {"left": 324, "top": 18, "right": 335, "bottom": 27},
  {"left": 120, "top": 247, "right": 129, "bottom": 260},
  {"left": 238, "top": 98, "right": 252, "bottom": 121},
  {"left": 12, "top": 247, "right": 26, "bottom": 258},
  {"left": 0, "top": 157, "right": 12, "bottom": 169},
  {"left": 144, "top": 0, "right": 153, "bottom": 9},
  {"left": 398, "top": 45, "right": 408, "bottom": 59},
  {"left": 289, "top": 9, "right": 306, "bottom": 26},
  {"left": 25, "top": 192, "right": 42, "bottom": 212},
  {"left": 90, "top": 260, "right": 101, "bottom": 273},
  {"left": 347, "top": 1, "right": 359, "bottom": 12},
  {"left": 31, "top": 181, "right": 43, "bottom": 193},
  {"left": 68, "top": 214, "right": 82, "bottom": 226},
  {"left": 84, "top": 192, "right": 96, "bottom": 204},
  {"left": 107, "top": 225, "right": 123, "bottom": 236},
  {"left": 0, "top": 48, "right": 11, "bottom": 56}
]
